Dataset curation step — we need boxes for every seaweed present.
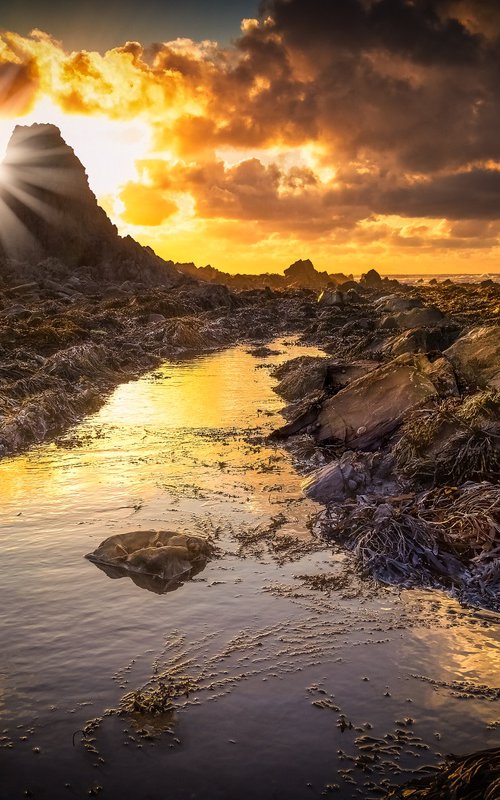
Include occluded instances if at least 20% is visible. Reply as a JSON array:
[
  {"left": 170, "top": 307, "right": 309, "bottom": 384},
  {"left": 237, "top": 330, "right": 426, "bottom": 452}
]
[
  {"left": 393, "top": 390, "right": 500, "bottom": 487},
  {"left": 386, "top": 747, "right": 500, "bottom": 799},
  {"left": 322, "top": 482, "right": 499, "bottom": 609}
]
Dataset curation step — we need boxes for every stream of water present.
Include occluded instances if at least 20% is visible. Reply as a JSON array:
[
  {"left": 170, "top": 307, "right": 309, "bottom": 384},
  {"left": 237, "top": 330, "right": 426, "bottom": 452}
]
[{"left": 0, "top": 337, "right": 498, "bottom": 799}]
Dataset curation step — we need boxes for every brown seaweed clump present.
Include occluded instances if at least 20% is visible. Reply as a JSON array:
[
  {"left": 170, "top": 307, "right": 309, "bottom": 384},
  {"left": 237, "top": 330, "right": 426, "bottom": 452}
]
[
  {"left": 120, "top": 675, "right": 195, "bottom": 718},
  {"left": 393, "top": 390, "right": 500, "bottom": 487},
  {"left": 322, "top": 482, "right": 499, "bottom": 610},
  {"left": 386, "top": 747, "right": 500, "bottom": 799}
]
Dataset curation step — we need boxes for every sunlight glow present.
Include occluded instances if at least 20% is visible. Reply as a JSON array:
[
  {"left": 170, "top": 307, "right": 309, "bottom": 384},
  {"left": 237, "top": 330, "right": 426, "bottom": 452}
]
[{"left": 0, "top": 96, "right": 152, "bottom": 198}]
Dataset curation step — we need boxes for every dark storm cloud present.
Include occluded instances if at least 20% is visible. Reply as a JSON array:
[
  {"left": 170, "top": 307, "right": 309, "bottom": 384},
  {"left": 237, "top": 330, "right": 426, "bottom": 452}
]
[
  {"left": 262, "top": 0, "right": 481, "bottom": 65},
  {"left": 331, "top": 166, "right": 500, "bottom": 220},
  {"left": 245, "top": 0, "right": 500, "bottom": 173}
]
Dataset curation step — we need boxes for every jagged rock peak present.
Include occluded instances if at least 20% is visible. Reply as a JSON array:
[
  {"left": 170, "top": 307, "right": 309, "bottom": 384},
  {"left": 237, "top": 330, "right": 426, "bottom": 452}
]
[
  {"left": 284, "top": 258, "right": 317, "bottom": 278},
  {"left": 0, "top": 123, "right": 181, "bottom": 287}
]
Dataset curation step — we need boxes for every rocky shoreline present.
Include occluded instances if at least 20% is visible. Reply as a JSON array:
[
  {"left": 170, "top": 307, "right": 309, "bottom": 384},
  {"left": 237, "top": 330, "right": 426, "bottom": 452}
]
[
  {"left": 2, "top": 259, "right": 498, "bottom": 614},
  {"left": 1, "top": 125, "right": 498, "bottom": 614},
  {"left": 264, "top": 271, "right": 499, "bottom": 612},
  {"left": 0, "top": 271, "right": 318, "bottom": 457}
]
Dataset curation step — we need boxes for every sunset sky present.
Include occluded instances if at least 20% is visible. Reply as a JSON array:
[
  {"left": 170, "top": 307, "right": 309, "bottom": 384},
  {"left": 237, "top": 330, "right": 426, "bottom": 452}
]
[{"left": 1, "top": 0, "right": 500, "bottom": 275}]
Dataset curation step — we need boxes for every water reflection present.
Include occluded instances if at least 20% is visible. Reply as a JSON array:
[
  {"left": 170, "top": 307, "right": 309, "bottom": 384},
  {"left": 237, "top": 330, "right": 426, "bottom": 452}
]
[{"left": 90, "top": 560, "right": 208, "bottom": 594}]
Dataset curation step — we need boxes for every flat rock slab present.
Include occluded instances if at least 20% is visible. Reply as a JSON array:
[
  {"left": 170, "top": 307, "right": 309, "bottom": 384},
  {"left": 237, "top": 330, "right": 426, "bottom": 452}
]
[
  {"left": 444, "top": 325, "right": 500, "bottom": 389},
  {"left": 86, "top": 529, "right": 213, "bottom": 587},
  {"left": 315, "top": 354, "right": 449, "bottom": 449}
]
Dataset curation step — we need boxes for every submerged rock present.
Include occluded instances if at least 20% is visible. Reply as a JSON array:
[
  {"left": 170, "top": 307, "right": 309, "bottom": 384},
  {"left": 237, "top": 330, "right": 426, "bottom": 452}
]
[
  {"left": 86, "top": 530, "right": 213, "bottom": 588},
  {"left": 444, "top": 324, "right": 500, "bottom": 389}
]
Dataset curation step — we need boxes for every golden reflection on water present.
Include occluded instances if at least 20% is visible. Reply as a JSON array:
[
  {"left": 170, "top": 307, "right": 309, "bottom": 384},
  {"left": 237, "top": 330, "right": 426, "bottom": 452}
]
[{"left": 0, "top": 341, "right": 313, "bottom": 514}]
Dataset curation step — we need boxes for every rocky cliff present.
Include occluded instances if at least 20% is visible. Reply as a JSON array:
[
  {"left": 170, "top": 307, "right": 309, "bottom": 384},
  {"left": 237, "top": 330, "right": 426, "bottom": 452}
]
[{"left": 0, "top": 123, "right": 182, "bottom": 287}]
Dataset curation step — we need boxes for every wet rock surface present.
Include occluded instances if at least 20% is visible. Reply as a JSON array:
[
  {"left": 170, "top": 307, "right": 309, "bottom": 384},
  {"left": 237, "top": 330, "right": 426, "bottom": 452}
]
[
  {"left": 86, "top": 530, "right": 213, "bottom": 589},
  {"left": 444, "top": 324, "right": 500, "bottom": 389}
]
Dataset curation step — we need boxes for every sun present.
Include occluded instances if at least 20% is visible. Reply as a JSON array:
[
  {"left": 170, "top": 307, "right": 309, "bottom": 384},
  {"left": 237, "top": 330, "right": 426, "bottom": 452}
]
[{"left": 0, "top": 96, "right": 152, "bottom": 198}]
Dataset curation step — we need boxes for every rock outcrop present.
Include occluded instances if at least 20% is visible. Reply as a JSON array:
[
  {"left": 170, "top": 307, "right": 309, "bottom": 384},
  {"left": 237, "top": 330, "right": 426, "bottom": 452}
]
[
  {"left": 444, "top": 325, "right": 500, "bottom": 389},
  {"left": 315, "top": 353, "right": 457, "bottom": 449},
  {"left": 175, "top": 258, "right": 353, "bottom": 292},
  {"left": 383, "top": 326, "right": 460, "bottom": 357},
  {"left": 0, "top": 124, "right": 182, "bottom": 287},
  {"left": 378, "top": 306, "right": 444, "bottom": 330},
  {"left": 302, "top": 451, "right": 396, "bottom": 504}
]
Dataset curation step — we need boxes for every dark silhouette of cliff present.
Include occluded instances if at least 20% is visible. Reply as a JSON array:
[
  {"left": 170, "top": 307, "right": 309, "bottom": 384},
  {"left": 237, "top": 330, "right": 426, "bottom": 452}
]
[{"left": 0, "top": 123, "right": 182, "bottom": 287}]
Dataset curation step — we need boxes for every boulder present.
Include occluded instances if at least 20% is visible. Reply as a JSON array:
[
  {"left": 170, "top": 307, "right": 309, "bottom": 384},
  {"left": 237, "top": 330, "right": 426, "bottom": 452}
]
[
  {"left": 378, "top": 306, "right": 444, "bottom": 330},
  {"left": 383, "top": 326, "right": 460, "bottom": 357},
  {"left": 283, "top": 259, "right": 332, "bottom": 290},
  {"left": 345, "top": 288, "right": 363, "bottom": 303},
  {"left": 315, "top": 353, "right": 454, "bottom": 449},
  {"left": 273, "top": 356, "right": 334, "bottom": 401},
  {"left": 318, "top": 289, "right": 344, "bottom": 307},
  {"left": 273, "top": 357, "right": 374, "bottom": 402},
  {"left": 444, "top": 325, "right": 500, "bottom": 389},
  {"left": 86, "top": 530, "right": 212, "bottom": 586},
  {"left": 360, "top": 268, "right": 383, "bottom": 287},
  {"left": 374, "top": 294, "right": 423, "bottom": 313},
  {"left": 302, "top": 451, "right": 396, "bottom": 504}
]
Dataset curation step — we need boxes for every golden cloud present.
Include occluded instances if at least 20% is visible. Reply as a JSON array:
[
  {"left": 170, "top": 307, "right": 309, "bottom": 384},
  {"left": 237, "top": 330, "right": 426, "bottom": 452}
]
[{"left": 1, "top": 1, "right": 500, "bottom": 274}]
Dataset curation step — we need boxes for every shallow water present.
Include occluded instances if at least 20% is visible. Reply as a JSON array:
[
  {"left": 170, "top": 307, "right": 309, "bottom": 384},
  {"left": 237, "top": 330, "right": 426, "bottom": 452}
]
[{"left": 0, "top": 337, "right": 498, "bottom": 800}]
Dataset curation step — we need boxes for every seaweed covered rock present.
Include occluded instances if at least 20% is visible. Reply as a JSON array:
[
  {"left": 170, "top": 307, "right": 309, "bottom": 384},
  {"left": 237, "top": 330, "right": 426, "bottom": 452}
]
[
  {"left": 322, "top": 482, "right": 499, "bottom": 609},
  {"left": 374, "top": 294, "right": 423, "bottom": 313},
  {"left": 383, "top": 326, "right": 460, "bottom": 357},
  {"left": 394, "top": 390, "right": 500, "bottom": 486},
  {"left": 163, "top": 317, "right": 219, "bottom": 351},
  {"left": 272, "top": 356, "right": 334, "bottom": 401},
  {"left": 86, "top": 530, "right": 213, "bottom": 587},
  {"left": 272, "top": 356, "right": 374, "bottom": 403},
  {"left": 315, "top": 354, "right": 456, "bottom": 449},
  {"left": 444, "top": 325, "right": 500, "bottom": 389}
]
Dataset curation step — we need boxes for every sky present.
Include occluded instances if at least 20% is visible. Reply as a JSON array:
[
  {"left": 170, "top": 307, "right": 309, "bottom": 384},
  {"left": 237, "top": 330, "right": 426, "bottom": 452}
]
[{"left": 1, "top": 0, "right": 500, "bottom": 275}]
